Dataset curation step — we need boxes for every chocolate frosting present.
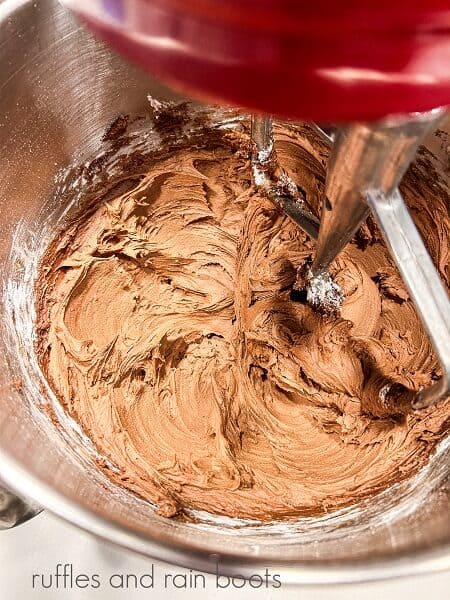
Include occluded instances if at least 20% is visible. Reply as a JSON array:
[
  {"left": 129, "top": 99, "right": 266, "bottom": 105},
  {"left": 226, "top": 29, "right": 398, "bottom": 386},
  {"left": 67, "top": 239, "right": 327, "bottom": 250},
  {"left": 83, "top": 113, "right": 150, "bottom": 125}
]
[{"left": 36, "top": 124, "right": 450, "bottom": 520}]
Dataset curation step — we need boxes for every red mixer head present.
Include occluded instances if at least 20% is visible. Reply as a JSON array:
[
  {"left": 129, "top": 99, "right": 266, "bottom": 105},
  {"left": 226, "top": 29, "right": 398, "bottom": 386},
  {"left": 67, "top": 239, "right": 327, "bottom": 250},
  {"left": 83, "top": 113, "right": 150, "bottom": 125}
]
[{"left": 63, "top": 0, "right": 450, "bottom": 121}]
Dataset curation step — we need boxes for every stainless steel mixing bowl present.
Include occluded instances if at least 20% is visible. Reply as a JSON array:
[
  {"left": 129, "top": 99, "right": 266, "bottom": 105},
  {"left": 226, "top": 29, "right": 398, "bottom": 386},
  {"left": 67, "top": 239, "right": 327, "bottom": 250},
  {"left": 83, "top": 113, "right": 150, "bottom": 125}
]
[{"left": 0, "top": 0, "right": 449, "bottom": 584}]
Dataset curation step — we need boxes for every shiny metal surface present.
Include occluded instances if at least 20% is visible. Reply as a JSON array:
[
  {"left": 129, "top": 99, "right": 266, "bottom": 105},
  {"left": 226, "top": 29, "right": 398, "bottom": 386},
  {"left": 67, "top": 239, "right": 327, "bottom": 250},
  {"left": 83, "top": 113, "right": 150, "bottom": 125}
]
[
  {"left": 0, "top": 0, "right": 450, "bottom": 584},
  {"left": 0, "top": 480, "right": 41, "bottom": 530},
  {"left": 251, "top": 112, "right": 450, "bottom": 406},
  {"left": 312, "top": 110, "right": 444, "bottom": 278},
  {"left": 251, "top": 115, "right": 320, "bottom": 239},
  {"left": 310, "top": 111, "right": 450, "bottom": 407},
  {"left": 366, "top": 188, "right": 450, "bottom": 409}
]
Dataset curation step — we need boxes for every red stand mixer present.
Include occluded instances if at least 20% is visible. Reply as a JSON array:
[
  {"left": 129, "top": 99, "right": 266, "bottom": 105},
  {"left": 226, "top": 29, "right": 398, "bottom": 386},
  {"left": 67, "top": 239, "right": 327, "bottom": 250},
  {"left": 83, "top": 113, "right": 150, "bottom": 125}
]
[{"left": 62, "top": 0, "right": 450, "bottom": 121}]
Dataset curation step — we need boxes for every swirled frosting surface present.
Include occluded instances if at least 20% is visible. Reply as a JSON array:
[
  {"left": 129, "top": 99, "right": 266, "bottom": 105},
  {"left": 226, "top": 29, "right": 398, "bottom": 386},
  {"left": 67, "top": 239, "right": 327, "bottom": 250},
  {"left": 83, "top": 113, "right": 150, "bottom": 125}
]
[{"left": 36, "top": 124, "right": 450, "bottom": 519}]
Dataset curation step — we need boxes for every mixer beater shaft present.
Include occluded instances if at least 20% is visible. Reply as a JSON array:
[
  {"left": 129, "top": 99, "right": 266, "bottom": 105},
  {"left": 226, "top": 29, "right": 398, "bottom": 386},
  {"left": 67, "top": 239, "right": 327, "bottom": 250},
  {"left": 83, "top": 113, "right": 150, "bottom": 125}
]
[{"left": 309, "top": 110, "right": 444, "bottom": 307}]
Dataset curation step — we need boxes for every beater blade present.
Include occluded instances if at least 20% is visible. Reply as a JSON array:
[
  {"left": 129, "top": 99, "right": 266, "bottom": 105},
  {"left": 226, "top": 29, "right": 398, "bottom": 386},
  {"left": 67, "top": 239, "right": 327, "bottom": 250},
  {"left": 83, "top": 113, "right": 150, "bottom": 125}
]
[
  {"left": 250, "top": 110, "right": 449, "bottom": 409},
  {"left": 251, "top": 115, "right": 320, "bottom": 240},
  {"left": 366, "top": 188, "right": 450, "bottom": 409}
]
